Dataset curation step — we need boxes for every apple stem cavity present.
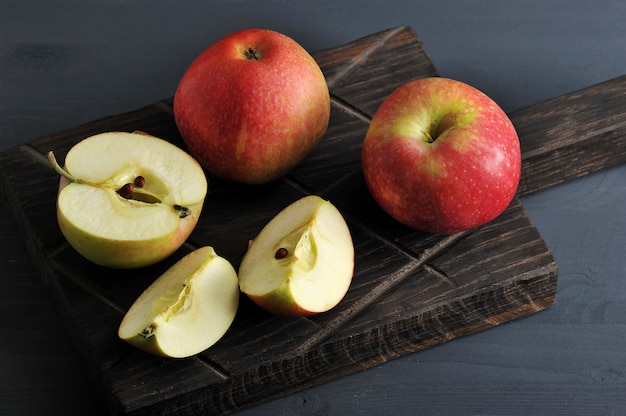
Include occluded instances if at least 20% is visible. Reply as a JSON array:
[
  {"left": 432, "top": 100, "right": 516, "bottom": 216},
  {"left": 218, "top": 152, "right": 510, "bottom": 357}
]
[
  {"left": 421, "top": 129, "right": 435, "bottom": 143},
  {"left": 245, "top": 47, "right": 260, "bottom": 60}
]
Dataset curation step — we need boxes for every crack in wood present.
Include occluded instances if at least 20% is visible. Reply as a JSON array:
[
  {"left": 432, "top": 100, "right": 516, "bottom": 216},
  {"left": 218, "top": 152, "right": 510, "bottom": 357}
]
[
  {"left": 290, "top": 230, "right": 470, "bottom": 357},
  {"left": 47, "top": 255, "right": 127, "bottom": 314},
  {"left": 323, "top": 26, "right": 409, "bottom": 89},
  {"left": 329, "top": 93, "right": 372, "bottom": 124},
  {"left": 423, "top": 262, "right": 458, "bottom": 288},
  {"left": 195, "top": 355, "right": 231, "bottom": 380},
  {"left": 153, "top": 99, "right": 175, "bottom": 116},
  {"left": 24, "top": 142, "right": 57, "bottom": 169}
]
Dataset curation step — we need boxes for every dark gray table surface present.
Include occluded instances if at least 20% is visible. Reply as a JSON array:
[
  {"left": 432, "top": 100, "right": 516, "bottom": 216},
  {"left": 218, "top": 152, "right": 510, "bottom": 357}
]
[{"left": 1, "top": 1, "right": 625, "bottom": 415}]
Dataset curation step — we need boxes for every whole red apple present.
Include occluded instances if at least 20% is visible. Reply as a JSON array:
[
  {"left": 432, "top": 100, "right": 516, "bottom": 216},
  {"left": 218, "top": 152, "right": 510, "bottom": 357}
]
[
  {"left": 173, "top": 28, "right": 330, "bottom": 184},
  {"left": 361, "top": 77, "right": 521, "bottom": 234}
]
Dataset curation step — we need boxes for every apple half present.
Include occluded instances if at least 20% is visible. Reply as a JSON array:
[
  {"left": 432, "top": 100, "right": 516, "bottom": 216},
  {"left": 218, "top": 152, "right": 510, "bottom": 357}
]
[
  {"left": 48, "top": 131, "right": 208, "bottom": 268},
  {"left": 118, "top": 246, "right": 239, "bottom": 358},
  {"left": 238, "top": 195, "right": 355, "bottom": 317}
]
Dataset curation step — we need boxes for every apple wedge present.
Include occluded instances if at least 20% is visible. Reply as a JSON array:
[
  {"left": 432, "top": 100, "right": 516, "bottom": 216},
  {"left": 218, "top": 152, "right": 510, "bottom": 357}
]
[
  {"left": 118, "top": 246, "right": 239, "bottom": 358},
  {"left": 238, "top": 195, "right": 354, "bottom": 317},
  {"left": 48, "top": 131, "right": 208, "bottom": 268}
]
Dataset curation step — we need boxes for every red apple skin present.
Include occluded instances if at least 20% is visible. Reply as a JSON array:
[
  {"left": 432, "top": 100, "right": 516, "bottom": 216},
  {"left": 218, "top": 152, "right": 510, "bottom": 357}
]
[
  {"left": 362, "top": 77, "right": 521, "bottom": 234},
  {"left": 174, "top": 28, "right": 330, "bottom": 185}
]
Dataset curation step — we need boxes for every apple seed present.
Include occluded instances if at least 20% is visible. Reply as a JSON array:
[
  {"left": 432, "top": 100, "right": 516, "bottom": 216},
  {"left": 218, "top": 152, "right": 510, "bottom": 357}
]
[
  {"left": 117, "top": 183, "right": 135, "bottom": 199},
  {"left": 275, "top": 247, "right": 289, "bottom": 259},
  {"left": 134, "top": 176, "right": 146, "bottom": 188}
]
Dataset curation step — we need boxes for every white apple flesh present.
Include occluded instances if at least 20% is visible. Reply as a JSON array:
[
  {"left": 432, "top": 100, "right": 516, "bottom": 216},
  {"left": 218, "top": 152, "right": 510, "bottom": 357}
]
[
  {"left": 49, "top": 131, "right": 208, "bottom": 268},
  {"left": 118, "top": 246, "right": 239, "bottom": 358},
  {"left": 238, "top": 195, "right": 354, "bottom": 317}
]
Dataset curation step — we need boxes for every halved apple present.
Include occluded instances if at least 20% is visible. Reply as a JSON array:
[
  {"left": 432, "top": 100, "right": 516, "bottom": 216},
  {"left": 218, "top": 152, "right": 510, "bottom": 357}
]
[
  {"left": 48, "top": 131, "right": 208, "bottom": 268},
  {"left": 238, "top": 195, "right": 355, "bottom": 317},
  {"left": 118, "top": 246, "right": 239, "bottom": 358}
]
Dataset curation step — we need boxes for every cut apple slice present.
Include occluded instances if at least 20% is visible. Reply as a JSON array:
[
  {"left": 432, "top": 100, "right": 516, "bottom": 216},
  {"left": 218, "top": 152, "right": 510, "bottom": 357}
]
[
  {"left": 49, "top": 131, "right": 208, "bottom": 268},
  {"left": 238, "top": 195, "right": 354, "bottom": 317},
  {"left": 118, "top": 246, "right": 239, "bottom": 358}
]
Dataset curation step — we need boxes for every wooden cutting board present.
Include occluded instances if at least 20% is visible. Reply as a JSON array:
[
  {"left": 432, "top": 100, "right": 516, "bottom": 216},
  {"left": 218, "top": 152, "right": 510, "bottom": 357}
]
[{"left": 1, "top": 26, "right": 625, "bottom": 415}]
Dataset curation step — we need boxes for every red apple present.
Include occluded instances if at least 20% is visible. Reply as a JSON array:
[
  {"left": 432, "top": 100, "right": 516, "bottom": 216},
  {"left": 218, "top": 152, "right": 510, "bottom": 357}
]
[
  {"left": 173, "top": 28, "right": 330, "bottom": 184},
  {"left": 361, "top": 77, "right": 521, "bottom": 234}
]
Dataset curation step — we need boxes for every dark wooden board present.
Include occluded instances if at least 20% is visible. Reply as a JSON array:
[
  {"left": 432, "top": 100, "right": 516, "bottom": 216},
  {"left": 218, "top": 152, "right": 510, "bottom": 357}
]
[
  {"left": 511, "top": 73, "right": 626, "bottom": 196},
  {"left": 0, "top": 26, "right": 624, "bottom": 415}
]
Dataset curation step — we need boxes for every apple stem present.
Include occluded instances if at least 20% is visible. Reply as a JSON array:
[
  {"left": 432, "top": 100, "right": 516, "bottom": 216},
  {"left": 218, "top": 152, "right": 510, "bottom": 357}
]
[
  {"left": 421, "top": 130, "right": 435, "bottom": 143},
  {"left": 47, "top": 151, "right": 82, "bottom": 183}
]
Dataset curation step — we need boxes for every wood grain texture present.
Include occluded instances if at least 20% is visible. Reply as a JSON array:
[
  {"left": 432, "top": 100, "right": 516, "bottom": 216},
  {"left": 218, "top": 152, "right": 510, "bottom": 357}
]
[
  {"left": 0, "top": 204, "right": 104, "bottom": 415},
  {"left": 3, "top": 25, "right": 623, "bottom": 415},
  {"left": 512, "top": 74, "right": 626, "bottom": 196}
]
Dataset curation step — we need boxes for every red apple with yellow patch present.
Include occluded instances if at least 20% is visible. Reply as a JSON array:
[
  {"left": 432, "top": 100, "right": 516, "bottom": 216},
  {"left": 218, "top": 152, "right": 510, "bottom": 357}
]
[
  {"left": 362, "top": 77, "right": 521, "bottom": 234},
  {"left": 174, "top": 28, "right": 330, "bottom": 184}
]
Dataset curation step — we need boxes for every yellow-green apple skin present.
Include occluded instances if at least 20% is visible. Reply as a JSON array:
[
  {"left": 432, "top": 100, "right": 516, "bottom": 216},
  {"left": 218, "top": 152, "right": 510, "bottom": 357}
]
[
  {"left": 118, "top": 246, "right": 240, "bottom": 358},
  {"left": 238, "top": 195, "right": 354, "bottom": 317},
  {"left": 173, "top": 28, "right": 331, "bottom": 185},
  {"left": 53, "top": 131, "right": 208, "bottom": 268},
  {"left": 362, "top": 77, "right": 521, "bottom": 234}
]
